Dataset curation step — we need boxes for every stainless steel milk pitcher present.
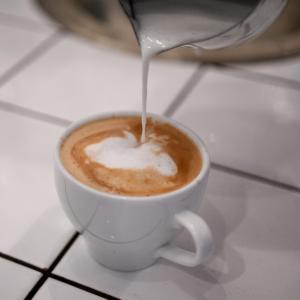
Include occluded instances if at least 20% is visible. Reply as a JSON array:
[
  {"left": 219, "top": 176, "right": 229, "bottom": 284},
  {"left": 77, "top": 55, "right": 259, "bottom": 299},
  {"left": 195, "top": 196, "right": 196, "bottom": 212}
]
[{"left": 119, "top": 0, "right": 288, "bottom": 51}]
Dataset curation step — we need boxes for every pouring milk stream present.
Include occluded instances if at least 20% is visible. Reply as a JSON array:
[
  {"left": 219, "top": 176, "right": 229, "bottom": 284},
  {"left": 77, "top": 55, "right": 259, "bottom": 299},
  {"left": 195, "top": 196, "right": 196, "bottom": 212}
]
[{"left": 119, "top": 0, "right": 287, "bottom": 143}]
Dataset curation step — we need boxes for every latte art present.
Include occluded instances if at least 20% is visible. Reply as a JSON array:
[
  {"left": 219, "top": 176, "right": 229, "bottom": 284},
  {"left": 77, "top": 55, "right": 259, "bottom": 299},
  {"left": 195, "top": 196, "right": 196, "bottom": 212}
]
[
  {"left": 85, "top": 131, "right": 177, "bottom": 176},
  {"left": 60, "top": 116, "right": 202, "bottom": 196}
]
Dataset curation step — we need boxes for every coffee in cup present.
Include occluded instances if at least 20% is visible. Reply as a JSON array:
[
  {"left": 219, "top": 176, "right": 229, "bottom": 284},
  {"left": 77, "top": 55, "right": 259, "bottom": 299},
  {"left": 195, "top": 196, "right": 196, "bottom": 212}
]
[{"left": 60, "top": 116, "right": 202, "bottom": 196}]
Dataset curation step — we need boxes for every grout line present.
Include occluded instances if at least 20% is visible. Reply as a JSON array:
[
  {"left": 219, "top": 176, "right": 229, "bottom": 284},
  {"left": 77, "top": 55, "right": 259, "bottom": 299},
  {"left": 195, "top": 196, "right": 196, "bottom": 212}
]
[
  {"left": 49, "top": 274, "right": 121, "bottom": 300},
  {"left": 46, "top": 232, "right": 80, "bottom": 273},
  {"left": 0, "top": 100, "right": 71, "bottom": 127},
  {"left": 0, "top": 29, "right": 63, "bottom": 87},
  {"left": 0, "top": 11, "right": 57, "bottom": 34},
  {"left": 0, "top": 233, "right": 120, "bottom": 299},
  {"left": 164, "top": 64, "right": 209, "bottom": 117},
  {"left": 211, "top": 162, "right": 300, "bottom": 193},
  {"left": 24, "top": 232, "right": 79, "bottom": 300},
  {"left": 213, "top": 63, "right": 300, "bottom": 91},
  {"left": 0, "top": 252, "right": 46, "bottom": 274}
]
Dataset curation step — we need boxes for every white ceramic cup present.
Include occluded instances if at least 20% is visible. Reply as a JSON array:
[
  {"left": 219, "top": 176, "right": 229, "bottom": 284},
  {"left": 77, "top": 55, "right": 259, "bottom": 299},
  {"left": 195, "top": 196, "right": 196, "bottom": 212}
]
[{"left": 54, "top": 112, "right": 213, "bottom": 271}]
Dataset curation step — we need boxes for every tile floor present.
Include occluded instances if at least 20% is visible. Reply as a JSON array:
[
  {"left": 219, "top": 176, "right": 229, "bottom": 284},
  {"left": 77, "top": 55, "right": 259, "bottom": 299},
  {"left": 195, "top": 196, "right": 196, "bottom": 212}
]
[
  {"left": 0, "top": 1, "right": 299, "bottom": 299},
  {"left": 0, "top": 24, "right": 51, "bottom": 76},
  {"left": 0, "top": 258, "right": 41, "bottom": 300},
  {"left": 34, "top": 279, "right": 106, "bottom": 300}
]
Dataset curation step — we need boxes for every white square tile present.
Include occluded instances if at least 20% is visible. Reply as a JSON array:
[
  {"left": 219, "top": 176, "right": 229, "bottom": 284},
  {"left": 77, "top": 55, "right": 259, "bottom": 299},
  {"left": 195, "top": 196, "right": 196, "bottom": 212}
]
[
  {"left": 0, "top": 24, "right": 50, "bottom": 76},
  {"left": 0, "top": 110, "right": 74, "bottom": 267},
  {"left": 54, "top": 170, "right": 300, "bottom": 300},
  {"left": 173, "top": 69, "right": 300, "bottom": 187},
  {"left": 235, "top": 57, "right": 300, "bottom": 82},
  {"left": 0, "top": 258, "right": 41, "bottom": 300},
  {"left": 0, "top": 0, "right": 54, "bottom": 27},
  {"left": 0, "top": 34, "right": 196, "bottom": 121},
  {"left": 33, "top": 278, "right": 106, "bottom": 300}
]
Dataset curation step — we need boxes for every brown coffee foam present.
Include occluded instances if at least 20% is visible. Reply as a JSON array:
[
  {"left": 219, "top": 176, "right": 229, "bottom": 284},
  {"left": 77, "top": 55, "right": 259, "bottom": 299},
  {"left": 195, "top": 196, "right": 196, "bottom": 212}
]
[{"left": 60, "top": 116, "right": 202, "bottom": 196}]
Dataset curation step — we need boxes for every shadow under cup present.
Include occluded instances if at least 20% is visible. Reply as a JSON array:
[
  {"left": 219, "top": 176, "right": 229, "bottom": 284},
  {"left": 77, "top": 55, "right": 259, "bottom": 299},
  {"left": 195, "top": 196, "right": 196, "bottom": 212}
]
[{"left": 54, "top": 112, "right": 212, "bottom": 271}]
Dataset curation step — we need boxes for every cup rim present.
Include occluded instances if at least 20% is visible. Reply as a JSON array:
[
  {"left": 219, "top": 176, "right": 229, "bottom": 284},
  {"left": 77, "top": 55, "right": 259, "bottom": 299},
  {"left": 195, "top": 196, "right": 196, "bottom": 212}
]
[{"left": 55, "top": 111, "right": 210, "bottom": 202}]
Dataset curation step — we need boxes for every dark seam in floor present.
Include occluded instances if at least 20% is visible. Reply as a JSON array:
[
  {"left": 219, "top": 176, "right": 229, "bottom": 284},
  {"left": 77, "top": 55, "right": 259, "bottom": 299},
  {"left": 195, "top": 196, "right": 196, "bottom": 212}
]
[
  {"left": 213, "top": 63, "right": 300, "bottom": 91},
  {"left": 211, "top": 162, "right": 300, "bottom": 194},
  {"left": 0, "top": 100, "right": 71, "bottom": 127},
  {"left": 0, "top": 232, "right": 121, "bottom": 299},
  {"left": 0, "top": 252, "right": 45, "bottom": 273},
  {"left": 164, "top": 63, "right": 209, "bottom": 117},
  {"left": 24, "top": 231, "right": 79, "bottom": 299},
  {"left": 50, "top": 274, "right": 121, "bottom": 300}
]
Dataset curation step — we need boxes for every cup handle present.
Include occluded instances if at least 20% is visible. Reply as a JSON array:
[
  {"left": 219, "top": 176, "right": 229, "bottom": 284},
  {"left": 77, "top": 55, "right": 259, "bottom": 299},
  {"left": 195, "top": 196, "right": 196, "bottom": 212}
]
[{"left": 155, "top": 210, "right": 213, "bottom": 267}]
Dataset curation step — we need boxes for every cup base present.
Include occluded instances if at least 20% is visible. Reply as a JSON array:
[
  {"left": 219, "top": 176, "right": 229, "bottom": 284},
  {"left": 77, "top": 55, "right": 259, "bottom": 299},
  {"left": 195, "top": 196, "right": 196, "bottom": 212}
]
[
  {"left": 91, "top": 254, "right": 158, "bottom": 272},
  {"left": 87, "top": 243, "right": 158, "bottom": 272}
]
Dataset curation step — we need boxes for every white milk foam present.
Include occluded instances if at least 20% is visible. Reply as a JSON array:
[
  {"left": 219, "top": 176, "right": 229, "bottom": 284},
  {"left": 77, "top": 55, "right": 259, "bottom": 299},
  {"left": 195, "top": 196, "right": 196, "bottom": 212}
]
[{"left": 85, "top": 131, "right": 177, "bottom": 176}]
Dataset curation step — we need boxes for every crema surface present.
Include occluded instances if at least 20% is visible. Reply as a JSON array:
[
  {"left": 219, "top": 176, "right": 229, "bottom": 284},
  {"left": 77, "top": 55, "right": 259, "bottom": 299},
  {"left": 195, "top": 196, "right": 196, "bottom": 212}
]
[{"left": 60, "top": 117, "right": 202, "bottom": 196}]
